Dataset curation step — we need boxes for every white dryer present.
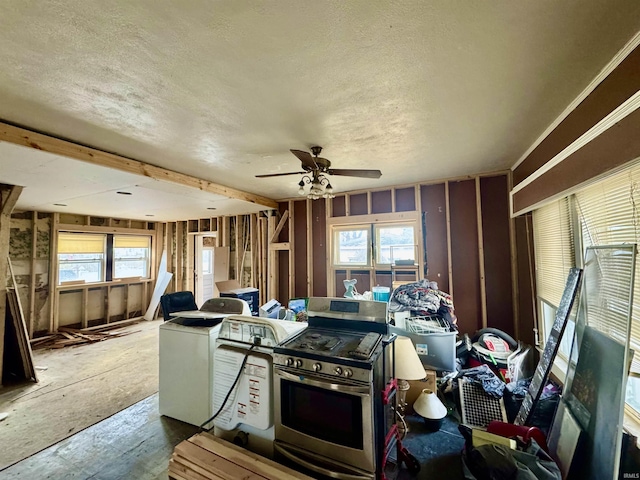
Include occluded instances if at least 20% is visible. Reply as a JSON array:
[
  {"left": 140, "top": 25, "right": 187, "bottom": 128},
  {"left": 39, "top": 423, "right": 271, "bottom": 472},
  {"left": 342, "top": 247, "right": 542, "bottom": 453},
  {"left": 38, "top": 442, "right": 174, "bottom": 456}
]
[{"left": 210, "top": 315, "right": 306, "bottom": 458}]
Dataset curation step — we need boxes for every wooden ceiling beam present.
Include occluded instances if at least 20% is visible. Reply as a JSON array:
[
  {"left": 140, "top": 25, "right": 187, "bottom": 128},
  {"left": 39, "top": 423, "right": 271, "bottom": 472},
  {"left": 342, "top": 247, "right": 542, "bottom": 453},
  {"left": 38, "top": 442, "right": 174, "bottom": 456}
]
[{"left": 0, "top": 122, "right": 278, "bottom": 209}]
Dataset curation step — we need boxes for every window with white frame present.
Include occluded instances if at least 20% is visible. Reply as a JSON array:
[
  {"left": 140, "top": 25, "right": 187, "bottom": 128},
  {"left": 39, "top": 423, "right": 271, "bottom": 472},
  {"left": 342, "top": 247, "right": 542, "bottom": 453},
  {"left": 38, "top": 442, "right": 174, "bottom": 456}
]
[
  {"left": 374, "top": 224, "right": 417, "bottom": 266},
  {"left": 333, "top": 226, "right": 371, "bottom": 267},
  {"left": 58, "top": 233, "right": 106, "bottom": 283},
  {"left": 113, "top": 235, "right": 151, "bottom": 279},
  {"left": 532, "top": 198, "right": 576, "bottom": 359},
  {"left": 57, "top": 232, "right": 152, "bottom": 284},
  {"left": 332, "top": 223, "right": 418, "bottom": 268},
  {"left": 532, "top": 157, "right": 640, "bottom": 415}
]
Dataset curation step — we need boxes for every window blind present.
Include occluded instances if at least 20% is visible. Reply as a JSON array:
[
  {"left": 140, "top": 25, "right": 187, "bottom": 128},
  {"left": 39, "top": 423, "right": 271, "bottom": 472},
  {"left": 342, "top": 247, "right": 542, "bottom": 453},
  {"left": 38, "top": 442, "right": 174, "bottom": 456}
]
[
  {"left": 58, "top": 233, "right": 105, "bottom": 254},
  {"left": 532, "top": 198, "right": 575, "bottom": 308},
  {"left": 114, "top": 235, "right": 150, "bottom": 249},
  {"left": 576, "top": 166, "right": 640, "bottom": 375}
]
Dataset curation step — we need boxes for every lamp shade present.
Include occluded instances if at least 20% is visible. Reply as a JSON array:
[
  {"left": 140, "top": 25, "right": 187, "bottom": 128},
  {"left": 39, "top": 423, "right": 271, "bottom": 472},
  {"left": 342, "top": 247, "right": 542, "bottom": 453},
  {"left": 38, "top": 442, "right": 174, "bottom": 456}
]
[
  {"left": 413, "top": 389, "right": 447, "bottom": 420},
  {"left": 413, "top": 388, "right": 447, "bottom": 431},
  {"left": 394, "top": 336, "right": 426, "bottom": 380}
]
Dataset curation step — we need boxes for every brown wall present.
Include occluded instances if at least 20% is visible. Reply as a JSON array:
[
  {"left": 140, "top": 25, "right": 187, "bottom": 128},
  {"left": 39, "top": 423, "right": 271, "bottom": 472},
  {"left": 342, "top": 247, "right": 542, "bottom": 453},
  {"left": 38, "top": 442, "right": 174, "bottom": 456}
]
[
  {"left": 480, "top": 176, "right": 514, "bottom": 335},
  {"left": 512, "top": 43, "right": 640, "bottom": 214},
  {"left": 280, "top": 173, "right": 517, "bottom": 337},
  {"left": 508, "top": 43, "right": 640, "bottom": 349}
]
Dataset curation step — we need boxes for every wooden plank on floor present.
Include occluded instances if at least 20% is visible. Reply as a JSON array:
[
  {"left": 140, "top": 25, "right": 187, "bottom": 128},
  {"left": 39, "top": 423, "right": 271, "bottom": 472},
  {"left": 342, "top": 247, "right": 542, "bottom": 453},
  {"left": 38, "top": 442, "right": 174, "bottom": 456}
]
[
  {"left": 172, "top": 454, "right": 229, "bottom": 480},
  {"left": 190, "top": 433, "right": 312, "bottom": 480},
  {"left": 174, "top": 441, "right": 265, "bottom": 480},
  {"left": 6, "top": 287, "right": 37, "bottom": 382},
  {"left": 169, "top": 458, "right": 216, "bottom": 480},
  {"left": 168, "top": 464, "right": 194, "bottom": 480},
  {"left": 79, "top": 317, "right": 142, "bottom": 332}
]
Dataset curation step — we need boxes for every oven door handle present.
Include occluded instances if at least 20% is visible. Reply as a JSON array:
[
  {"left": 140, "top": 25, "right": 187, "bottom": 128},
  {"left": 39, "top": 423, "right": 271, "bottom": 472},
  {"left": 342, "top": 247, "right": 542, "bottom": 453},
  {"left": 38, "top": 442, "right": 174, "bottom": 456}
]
[
  {"left": 274, "top": 443, "right": 373, "bottom": 480},
  {"left": 276, "top": 369, "right": 371, "bottom": 396}
]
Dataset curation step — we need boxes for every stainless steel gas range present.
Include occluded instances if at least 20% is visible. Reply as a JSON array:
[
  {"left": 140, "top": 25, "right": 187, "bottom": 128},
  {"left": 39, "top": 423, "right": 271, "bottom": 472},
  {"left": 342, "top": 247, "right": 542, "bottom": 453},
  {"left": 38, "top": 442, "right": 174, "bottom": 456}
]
[{"left": 273, "top": 297, "right": 394, "bottom": 480}]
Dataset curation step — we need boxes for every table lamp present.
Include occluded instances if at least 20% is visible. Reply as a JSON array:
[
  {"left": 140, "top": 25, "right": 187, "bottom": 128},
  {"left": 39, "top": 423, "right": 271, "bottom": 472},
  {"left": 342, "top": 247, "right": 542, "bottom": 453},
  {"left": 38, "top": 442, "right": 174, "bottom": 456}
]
[{"left": 394, "top": 336, "right": 426, "bottom": 433}]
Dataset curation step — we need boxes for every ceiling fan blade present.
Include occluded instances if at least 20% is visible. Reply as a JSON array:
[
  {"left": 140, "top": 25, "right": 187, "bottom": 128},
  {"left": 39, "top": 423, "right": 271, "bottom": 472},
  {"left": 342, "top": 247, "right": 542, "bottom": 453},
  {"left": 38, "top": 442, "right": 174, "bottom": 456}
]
[
  {"left": 327, "top": 168, "right": 382, "bottom": 179},
  {"left": 255, "top": 171, "right": 306, "bottom": 178},
  {"left": 290, "top": 149, "right": 318, "bottom": 169}
]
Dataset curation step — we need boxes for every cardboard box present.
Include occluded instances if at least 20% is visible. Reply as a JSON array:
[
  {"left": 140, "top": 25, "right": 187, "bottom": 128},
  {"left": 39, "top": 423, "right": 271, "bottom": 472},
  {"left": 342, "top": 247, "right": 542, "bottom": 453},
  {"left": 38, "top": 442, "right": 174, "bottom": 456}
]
[
  {"left": 215, "top": 280, "right": 259, "bottom": 316},
  {"left": 405, "top": 369, "right": 437, "bottom": 415}
]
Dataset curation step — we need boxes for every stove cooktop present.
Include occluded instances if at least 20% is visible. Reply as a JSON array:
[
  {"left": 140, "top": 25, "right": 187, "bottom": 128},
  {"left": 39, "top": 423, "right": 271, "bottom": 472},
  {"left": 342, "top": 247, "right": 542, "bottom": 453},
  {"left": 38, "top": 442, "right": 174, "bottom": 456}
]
[{"left": 278, "top": 327, "right": 382, "bottom": 363}]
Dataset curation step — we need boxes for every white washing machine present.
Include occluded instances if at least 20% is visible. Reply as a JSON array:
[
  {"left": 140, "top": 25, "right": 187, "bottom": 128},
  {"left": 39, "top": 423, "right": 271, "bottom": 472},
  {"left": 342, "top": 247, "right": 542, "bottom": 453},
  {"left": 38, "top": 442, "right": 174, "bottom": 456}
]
[
  {"left": 211, "top": 315, "right": 307, "bottom": 458},
  {"left": 159, "top": 315, "right": 224, "bottom": 426}
]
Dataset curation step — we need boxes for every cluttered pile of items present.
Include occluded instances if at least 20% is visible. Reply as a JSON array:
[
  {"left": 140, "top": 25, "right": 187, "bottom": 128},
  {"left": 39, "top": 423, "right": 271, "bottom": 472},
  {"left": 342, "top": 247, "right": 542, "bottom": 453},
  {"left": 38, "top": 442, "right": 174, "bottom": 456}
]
[{"left": 379, "top": 278, "right": 571, "bottom": 479}]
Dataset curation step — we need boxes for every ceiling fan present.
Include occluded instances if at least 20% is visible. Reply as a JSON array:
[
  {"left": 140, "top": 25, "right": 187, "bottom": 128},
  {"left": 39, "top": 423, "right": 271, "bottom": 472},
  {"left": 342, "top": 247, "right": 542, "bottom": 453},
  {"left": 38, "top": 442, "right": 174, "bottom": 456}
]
[{"left": 255, "top": 146, "right": 382, "bottom": 179}]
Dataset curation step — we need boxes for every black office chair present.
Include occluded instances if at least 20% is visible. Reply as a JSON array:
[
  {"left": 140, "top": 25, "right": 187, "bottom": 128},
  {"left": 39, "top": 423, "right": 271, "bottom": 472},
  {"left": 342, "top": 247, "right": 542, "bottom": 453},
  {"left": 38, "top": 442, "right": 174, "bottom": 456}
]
[{"left": 160, "top": 291, "right": 198, "bottom": 320}]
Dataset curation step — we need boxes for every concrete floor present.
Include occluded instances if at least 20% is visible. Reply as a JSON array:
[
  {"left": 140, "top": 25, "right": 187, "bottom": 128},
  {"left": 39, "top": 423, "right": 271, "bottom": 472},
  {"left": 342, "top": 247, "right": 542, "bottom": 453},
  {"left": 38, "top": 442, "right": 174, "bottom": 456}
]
[{"left": 0, "top": 393, "right": 199, "bottom": 479}]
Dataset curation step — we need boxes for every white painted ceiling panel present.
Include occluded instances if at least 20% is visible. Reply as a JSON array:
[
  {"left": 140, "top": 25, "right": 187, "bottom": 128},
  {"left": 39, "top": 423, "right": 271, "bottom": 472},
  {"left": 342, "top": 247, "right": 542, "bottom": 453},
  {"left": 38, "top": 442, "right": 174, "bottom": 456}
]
[{"left": 0, "top": 1, "right": 639, "bottom": 219}]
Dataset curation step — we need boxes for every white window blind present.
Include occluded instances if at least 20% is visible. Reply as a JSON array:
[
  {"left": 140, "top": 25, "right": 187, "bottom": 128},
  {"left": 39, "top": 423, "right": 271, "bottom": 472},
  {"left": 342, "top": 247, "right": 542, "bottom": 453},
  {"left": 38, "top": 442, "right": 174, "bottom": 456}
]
[
  {"left": 532, "top": 198, "right": 575, "bottom": 308},
  {"left": 575, "top": 166, "right": 640, "bottom": 375}
]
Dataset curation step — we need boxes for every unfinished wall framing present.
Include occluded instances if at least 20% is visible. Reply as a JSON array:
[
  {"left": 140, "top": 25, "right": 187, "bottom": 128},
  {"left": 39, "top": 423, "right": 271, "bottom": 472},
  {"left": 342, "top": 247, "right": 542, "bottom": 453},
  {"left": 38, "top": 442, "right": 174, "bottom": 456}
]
[
  {"left": 276, "top": 173, "right": 518, "bottom": 337},
  {"left": 164, "top": 212, "right": 273, "bottom": 308},
  {"left": 8, "top": 211, "right": 161, "bottom": 336}
]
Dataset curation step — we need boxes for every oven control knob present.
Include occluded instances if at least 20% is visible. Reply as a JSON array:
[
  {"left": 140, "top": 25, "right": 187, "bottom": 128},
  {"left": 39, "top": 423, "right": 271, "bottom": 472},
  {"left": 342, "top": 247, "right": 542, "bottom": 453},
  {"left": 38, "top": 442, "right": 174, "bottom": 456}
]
[
  {"left": 286, "top": 357, "right": 294, "bottom": 367},
  {"left": 344, "top": 369, "right": 353, "bottom": 378},
  {"left": 334, "top": 367, "right": 343, "bottom": 375},
  {"left": 295, "top": 359, "right": 303, "bottom": 368},
  {"left": 312, "top": 363, "right": 322, "bottom": 372}
]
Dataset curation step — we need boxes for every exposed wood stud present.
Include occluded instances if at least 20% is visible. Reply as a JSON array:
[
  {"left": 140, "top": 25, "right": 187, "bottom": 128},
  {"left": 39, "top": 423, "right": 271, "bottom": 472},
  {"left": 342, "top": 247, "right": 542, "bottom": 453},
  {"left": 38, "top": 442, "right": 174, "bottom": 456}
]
[
  {"left": 508, "top": 171, "right": 520, "bottom": 340},
  {"left": 124, "top": 284, "right": 130, "bottom": 320},
  {"left": 259, "top": 216, "right": 268, "bottom": 305},
  {"left": 234, "top": 216, "right": 241, "bottom": 282},
  {"left": 28, "top": 211, "right": 37, "bottom": 338},
  {"left": 367, "top": 191, "right": 373, "bottom": 214},
  {"left": 56, "top": 223, "right": 152, "bottom": 236},
  {"left": 391, "top": 187, "right": 396, "bottom": 213},
  {"left": 105, "top": 286, "right": 111, "bottom": 324},
  {"left": 250, "top": 214, "right": 258, "bottom": 288},
  {"left": 326, "top": 198, "right": 334, "bottom": 296},
  {"left": 270, "top": 210, "right": 289, "bottom": 244},
  {"left": 176, "top": 222, "right": 184, "bottom": 291},
  {"left": 306, "top": 199, "right": 313, "bottom": 296},
  {"left": 0, "top": 121, "right": 278, "bottom": 209},
  {"left": 82, "top": 288, "right": 88, "bottom": 328},
  {"left": 50, "top": 212, "right": 60, "bottom": 332},
  {"left": 345, "top": 194, "right": 351, "bottom": 216},
  {"left": 267, "top": 214, "right": 278, "bottom": 300},
  {"left": 288, "top": 201, "right": 294, "bottom": 301},
  {"left": 444, "top": 182, "right": 454, "bottom": 297},
  {"left": 475, "top": 177, "right": 488, "bottom": 329}
]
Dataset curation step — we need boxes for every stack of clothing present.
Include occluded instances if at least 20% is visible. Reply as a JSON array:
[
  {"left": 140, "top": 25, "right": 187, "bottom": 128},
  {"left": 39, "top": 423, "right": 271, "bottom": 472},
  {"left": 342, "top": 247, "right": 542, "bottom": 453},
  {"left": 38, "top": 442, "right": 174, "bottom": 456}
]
[{"left": 388, "top": 279, "right": 457, "bottom": 331}]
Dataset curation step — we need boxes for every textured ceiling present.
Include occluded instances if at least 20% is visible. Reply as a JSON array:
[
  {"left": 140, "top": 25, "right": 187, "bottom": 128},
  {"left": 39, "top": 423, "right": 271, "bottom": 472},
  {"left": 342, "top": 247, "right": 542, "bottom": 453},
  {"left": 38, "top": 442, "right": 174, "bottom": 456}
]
[{"left": 0, "top": 1, "right": 639, "bottom": 218}]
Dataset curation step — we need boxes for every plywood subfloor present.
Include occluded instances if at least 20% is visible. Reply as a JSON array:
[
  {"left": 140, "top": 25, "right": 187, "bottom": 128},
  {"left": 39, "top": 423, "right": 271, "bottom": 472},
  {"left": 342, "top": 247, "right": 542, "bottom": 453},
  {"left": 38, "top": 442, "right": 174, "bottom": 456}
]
[
  {"left": 1, "top": 393, "right": 198, "bottom": 479},
  {"left": 0, "top": 319, "right": 163, "bottom": 470}
]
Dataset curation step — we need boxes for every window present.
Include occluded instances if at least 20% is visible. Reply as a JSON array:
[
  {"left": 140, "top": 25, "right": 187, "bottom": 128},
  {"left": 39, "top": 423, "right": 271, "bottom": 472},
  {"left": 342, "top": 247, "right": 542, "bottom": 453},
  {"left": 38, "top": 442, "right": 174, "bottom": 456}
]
[
  {"left": 202, "top": 250, "right": 212, "bottom": 275},
  {"left": 333, "top": 227, "right": 371, "bottom": 267},
  {"left": 332, "top": 223, "right": 418, "bottom": 268},
  {"left": 57, "top": 232, "right": 152, "bottom": 284},
  {"left": 532, "top": 198, "right": 576, "bottom": 358},
  {"left": 532, "top": 157, "right": 640, "bottom": 416},
  {"left": 58, "top": 233, "right": 106, "bottom": 283},
  {"left": 113, "top": 235, "right": 151, "bottom": 279},
  {"left": 374, "top": 224, "right": 417, "bottom": 265}
]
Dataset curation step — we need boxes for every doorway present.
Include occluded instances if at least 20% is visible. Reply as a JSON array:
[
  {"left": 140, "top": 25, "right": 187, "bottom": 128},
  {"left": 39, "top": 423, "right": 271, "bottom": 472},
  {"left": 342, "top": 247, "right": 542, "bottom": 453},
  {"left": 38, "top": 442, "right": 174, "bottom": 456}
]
[{"left": 194, "top": 234, "right": 229, "bottom": 306}]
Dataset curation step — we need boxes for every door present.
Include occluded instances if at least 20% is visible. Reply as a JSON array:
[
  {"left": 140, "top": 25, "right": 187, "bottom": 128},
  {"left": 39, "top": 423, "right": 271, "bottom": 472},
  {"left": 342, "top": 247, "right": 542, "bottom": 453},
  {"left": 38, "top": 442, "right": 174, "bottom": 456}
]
[{"left": 195, "top": 235, "right": 229, "bottom": 305}]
